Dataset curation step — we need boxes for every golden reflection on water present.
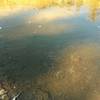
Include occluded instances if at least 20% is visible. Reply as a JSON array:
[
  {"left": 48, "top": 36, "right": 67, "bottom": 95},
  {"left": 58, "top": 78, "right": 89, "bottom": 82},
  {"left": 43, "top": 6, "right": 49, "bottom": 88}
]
[
  {"left": 0, "top": 0, "right": 100, "bottom": 21},
  {"left": 31, "top": 43, "right": 100, "bottom": 100},
  {"left": 0, "top": 0, "right": 100, "bottom": 8}
]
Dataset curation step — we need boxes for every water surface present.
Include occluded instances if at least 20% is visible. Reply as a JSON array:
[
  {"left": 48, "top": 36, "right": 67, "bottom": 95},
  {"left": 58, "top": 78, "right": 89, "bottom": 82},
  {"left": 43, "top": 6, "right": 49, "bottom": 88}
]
[{"left": 0, "top": 1, "right": 100, "bottom": 100}]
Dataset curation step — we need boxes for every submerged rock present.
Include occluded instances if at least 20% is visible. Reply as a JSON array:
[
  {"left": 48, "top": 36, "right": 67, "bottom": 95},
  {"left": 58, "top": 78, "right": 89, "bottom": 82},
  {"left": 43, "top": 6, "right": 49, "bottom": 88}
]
[
  {"left": 0, "top": 88, "right": 8, "bottom": 100},
  {"left": 0, "top": 81, "right": 19, "bottom": 100}
]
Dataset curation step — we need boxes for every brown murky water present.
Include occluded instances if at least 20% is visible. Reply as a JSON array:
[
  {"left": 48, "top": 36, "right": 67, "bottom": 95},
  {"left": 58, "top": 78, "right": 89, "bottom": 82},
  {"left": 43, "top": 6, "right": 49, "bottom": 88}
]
[{"left": 0, "top": 0, "right": 100, "bottom": 100}]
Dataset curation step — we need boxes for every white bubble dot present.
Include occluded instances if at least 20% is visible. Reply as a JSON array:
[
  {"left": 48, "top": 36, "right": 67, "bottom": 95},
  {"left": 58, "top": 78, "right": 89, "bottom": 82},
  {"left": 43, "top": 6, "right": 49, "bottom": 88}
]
[{"left": 0, "top": 26, "right": 2, "bottom": 30}]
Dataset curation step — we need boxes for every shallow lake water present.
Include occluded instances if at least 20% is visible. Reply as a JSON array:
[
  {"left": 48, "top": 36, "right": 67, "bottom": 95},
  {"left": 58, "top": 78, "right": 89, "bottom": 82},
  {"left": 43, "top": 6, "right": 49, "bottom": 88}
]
[{"left": 0, "top": 1, "right": 100, "bottom": 100}]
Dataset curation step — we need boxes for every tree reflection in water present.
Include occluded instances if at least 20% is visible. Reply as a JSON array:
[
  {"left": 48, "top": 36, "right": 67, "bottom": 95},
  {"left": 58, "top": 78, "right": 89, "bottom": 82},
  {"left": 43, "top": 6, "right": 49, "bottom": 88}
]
[{"left": 0, "top": 0, "right": 100, "bottom": 21}]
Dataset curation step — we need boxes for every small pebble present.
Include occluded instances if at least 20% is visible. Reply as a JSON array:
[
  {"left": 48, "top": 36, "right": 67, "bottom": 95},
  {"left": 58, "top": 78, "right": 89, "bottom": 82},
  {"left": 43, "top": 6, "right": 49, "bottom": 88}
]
[{"left": 0, "top": 89, "right": 7, "bottom": 95}]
